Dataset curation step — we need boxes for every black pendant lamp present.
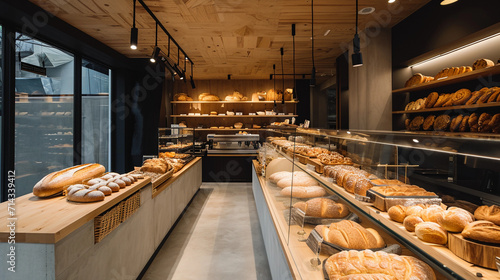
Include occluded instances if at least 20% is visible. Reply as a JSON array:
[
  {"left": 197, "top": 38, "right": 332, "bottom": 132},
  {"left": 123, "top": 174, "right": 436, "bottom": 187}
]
[
  {"left": 292, "top": 24, "right": 296, "bottom": 101},
  {"left": 352, "top": 0, "right": 363, "bottom": 67},
  {"left": 280, "top": 47, "right": 285, "bottom": 104},
  {"left": 130, "top": 0, "right": 138, "bottom": 50},
  {"left": 190, "top": 62, "right": 196, "bottom": 89},
  {"left": 150, "top": 22, "right": 160, "bottom": 63}
]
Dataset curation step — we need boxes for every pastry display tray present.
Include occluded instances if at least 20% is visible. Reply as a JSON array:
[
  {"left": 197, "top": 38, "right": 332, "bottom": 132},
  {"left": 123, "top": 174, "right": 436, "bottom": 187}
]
[{"left": 366, "top": 189, "right": 441, "bottom": 211}]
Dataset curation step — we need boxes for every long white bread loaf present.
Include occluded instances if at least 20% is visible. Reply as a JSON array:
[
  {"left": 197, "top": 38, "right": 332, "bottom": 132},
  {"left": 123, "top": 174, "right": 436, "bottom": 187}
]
[
  {"left": 280, "top": 186, "right": 326, "bottom": 198},
  {"left": 33, "top": 164, "right": 105, "bottom": 197},
  {"left": 314, "top": 220, "right": 385, "bottom": 249},
  {"left": 325, "top": 250, "right": 436, "bottom": 280},
  {"left": 293, "top": 198, "right": 349, "bottom": 218}
]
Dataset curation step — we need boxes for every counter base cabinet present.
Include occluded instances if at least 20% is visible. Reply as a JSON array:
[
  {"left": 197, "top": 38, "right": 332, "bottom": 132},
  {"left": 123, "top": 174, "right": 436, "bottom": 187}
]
[
  {"left": 252, "top": 165, "right": 293, "bottom": 280},
  {"left": 0, "top": 159, "right": 202, "bottom": 280}
]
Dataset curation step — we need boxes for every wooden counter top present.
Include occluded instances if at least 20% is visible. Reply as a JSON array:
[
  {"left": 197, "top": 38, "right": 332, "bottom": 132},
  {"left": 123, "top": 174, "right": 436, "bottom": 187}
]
[{"left": 0, "top": 176, "right": 151, "bottom": 244}]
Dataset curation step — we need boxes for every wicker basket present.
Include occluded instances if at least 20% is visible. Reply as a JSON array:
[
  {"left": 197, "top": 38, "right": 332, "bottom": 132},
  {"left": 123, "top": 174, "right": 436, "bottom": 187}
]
[
  {"left": 121, "top": 191, "right": 141, "bottom": 221},
  {"left": 94, "top": 204, "right": 122, "bottom": 243}
]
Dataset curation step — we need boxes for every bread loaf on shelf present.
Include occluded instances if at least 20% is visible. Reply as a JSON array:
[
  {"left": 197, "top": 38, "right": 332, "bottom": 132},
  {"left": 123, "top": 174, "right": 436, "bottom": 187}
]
[
  {"left": 415, "top": 222, "right": 447, "bottom": 244},
  {"left": 474, "top": 205, "right": 500, "bottom": 225},
  {"left": 404, "top": 215, "right": 424, "bottom": 232},
  {"left": 461, "top": 220, "right": 500, "bottom": 244},
  {"left": 280, "top": 185, "right": 326, "bottom": 198},
  {"left": 276, "top": 175, "right": 318, "bottom": 189},
  {"left": 437, "top": 207, "right": 474, "bottom": 232},
  {"left": 293, "top": 198, "right": 349, "bottom": 218},
  {"left": 66, "top": 184, "right": 105, "bottom": 203},
  {"left": 315, "top": 220, "right": 385, "bottom": 249},
  {"left": 325, "top": 250, "right": 436, "bottom": 280},
  {"left": 388, "top": 205, "right": 406, "bottom": 223},
  {"left": 33, "top": 163, "right": 105, "bottom": 197}
]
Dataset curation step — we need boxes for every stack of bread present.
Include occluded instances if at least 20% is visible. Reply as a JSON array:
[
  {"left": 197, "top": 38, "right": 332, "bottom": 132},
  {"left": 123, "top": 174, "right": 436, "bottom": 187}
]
[
  {"left": 224, "top": 91, "right": 247, "bottom": 101},
  {"left": 461, "top": 205, "right": 500, "bottom": 244},
  {"left": 325, "top": 250, "right": 436, "bottom": 280},
  {"left": 173, "top": 93, "right": 193, "bottom": 101},
  {"left": 268, "top": 171, "right": 326, "bottom": 198},
  {"left": 323, "top": 165, "right": 378, "bottom": 196},
  {"left": 317, "top": 151, "right": 353, "bottom": 165},
  {"left": 388, "top": 204, "right": 475, "bottom": 245},
  {"left": 405, "top": 73, "right": 434, "bottom": 87},
  {"left": 33, "top": 163, "right": 106, "bottom": 198},
  {"left": 434, "top": 66, "right": 473, "bottom": 80},
  {"left": 198, "top": 93, "right": 220, "bottom": 101},
  {"left": 314, "top": 220, "right": 385, "bottom": 249},
  {"left": 293, "top": 198, "right": 350, "bottom": 219}
]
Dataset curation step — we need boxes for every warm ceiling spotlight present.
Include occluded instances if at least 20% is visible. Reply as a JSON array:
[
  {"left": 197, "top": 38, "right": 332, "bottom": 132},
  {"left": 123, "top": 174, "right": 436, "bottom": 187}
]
[
  {"left": 388, "top": 0, "right": 396, "bottom": 3},
  {"left": 441, "top": 0, "right": 459, "bottom": 5},
  {"left": 352, "top": 0, "right": 363, "bottom": 67},
  {"left": 130, "top": 0, "right": 138, "bottom": 50},
  {"left": 358, "top": 7, "right": 375, "bottom": 14},
  {"left": 323, "top": 29, "right": 331, "bottom": 36}
]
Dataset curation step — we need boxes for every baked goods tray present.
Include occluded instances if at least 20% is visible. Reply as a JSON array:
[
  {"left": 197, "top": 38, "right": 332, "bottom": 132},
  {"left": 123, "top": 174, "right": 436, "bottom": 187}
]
[
  {"left": 366, "top": 189, "right": 441, "bottom": 212},
  {"left": 306, "top": 228, "right": 402, "bottom": 256},
  {"left": 159, "top": 145, "right": 193, "bottom": 153},
  {"left": 284, "top": 208, "right": 359, "bottom": 226},
  {"left": 132, "top": 167, "right": 174, "bottom": 188}
]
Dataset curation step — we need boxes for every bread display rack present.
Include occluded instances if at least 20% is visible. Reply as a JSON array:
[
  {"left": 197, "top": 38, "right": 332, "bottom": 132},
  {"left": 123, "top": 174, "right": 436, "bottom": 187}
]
[
  {"left": 253, "top": 127, "right": 500, "bottom": 280},
  {"left": 392, "top": 64, "right": 500, "bottom": 132}
]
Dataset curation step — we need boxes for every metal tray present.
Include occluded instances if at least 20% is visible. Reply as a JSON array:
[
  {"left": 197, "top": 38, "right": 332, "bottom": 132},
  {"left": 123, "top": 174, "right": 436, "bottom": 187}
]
[{"left": 367, "top": 189, "right": 441, "bottom": 211}]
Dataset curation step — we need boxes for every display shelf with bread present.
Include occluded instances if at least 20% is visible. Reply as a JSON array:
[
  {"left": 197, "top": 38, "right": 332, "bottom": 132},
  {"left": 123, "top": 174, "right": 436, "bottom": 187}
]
[
  {"left": 392, "top": 59, "right": 500, "bottom": 133},
  {"left": 254, "top": 127, "right": 500, "bottom": 279}
]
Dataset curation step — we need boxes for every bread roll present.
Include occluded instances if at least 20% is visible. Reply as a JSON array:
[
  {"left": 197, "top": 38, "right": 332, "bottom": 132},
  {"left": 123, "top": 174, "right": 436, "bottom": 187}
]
[
  {"left": 388, "top": 205, "right": 406, "bottom": 223},
  {"left": 33, "top": 164, "right": 105, "bottom": 197},
  {"left": 280, "top": 186, "right": 326, "bottom": 198},
  {"left": 293, "top": 198, "right": 349, "bottom": 218},
  {"left": 319, "top": 220, "right": 385, "bottom": 249},
  {"left": 421, "top": 205, "right": 445, "bottom": 223},
  {"left": 415, "top": 222, "right": 447, "bottom": 244},
  {"left": 405, "top": 205, "right": 425, "bottom": 217},
  {"left": 404, "top": 215, "right": 424, "bottom": 232},
  {"left": 437, "top": 207, "right": 474, "bottom": 232},
  {"left": 88, "top": 184, "right": 112, "bottom": 196},
  {"left": 474, "top": 205, "right": 500, "bottom": 225},
  {"left": 276, "top": 175, "right": 318, "bottom": 189},
  {"left": 462, "top": 220, "right": 500, "bottom": 244},
  {"left": 66, "top": 187, "right": 105, "bottom": 203},
  {"left": 325, "top": 250, "right": 436, "bottom": 280}
]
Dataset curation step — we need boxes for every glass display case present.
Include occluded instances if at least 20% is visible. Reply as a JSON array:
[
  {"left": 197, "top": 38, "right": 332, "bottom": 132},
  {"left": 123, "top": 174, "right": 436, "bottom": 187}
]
[
  {"left": 253, "top": 127, "right": 500, "bottom": 280},
  {"left": 158, "top": 127, "right": 195, "bottom": 155}
]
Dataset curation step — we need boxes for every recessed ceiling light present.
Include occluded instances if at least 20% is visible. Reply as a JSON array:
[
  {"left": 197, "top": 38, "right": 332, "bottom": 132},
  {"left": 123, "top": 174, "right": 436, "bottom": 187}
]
[
  {"left": 441, "top": 0, "right": 459, "bottom": 5},
  {"left": 324, "top": 29, "right": 331, "bottom": 36},
  {"left": 358, "top": 7, "right": 375, "bottom": 15},
  {"left": 388, "top": 0, "right": 396, "bottom": 3}
]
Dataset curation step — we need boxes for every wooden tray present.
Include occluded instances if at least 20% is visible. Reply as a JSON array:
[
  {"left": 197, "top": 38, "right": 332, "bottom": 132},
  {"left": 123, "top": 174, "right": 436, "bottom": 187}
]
[
  {"left": 448, "top": 232, "right": 500, "bottom": 270},
  {"left": 306, "top": 227, "right": 402, "bottom": 256},
  {"left": 306, "top": 158, "right": 325, "bottom": 174},
  {"left": 295, "top": 154, "right": 309, "bottom": 164},
  {"left": 286, "top": 207, "right": 359, "bottom": 226},
  {"left": 366, "top": 189, "right": 441, "bottom": 211}
]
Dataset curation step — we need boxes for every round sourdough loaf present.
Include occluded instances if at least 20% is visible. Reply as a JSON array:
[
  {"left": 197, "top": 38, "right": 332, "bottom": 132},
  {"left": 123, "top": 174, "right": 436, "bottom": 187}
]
[{"left": 437, "top": 207, "right": 474, "bottom": 232}]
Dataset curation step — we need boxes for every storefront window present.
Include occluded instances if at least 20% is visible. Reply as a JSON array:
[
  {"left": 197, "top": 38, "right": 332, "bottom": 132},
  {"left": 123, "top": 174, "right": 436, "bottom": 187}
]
[
  {"left": 15, "top": 33, "right": 74, "bottom": 196},
  {"left": 0, "top": 25, "right": 3, "bottom": 201},
  {"left": 82, "top": 59, "right": 110, "bottom": 170}
]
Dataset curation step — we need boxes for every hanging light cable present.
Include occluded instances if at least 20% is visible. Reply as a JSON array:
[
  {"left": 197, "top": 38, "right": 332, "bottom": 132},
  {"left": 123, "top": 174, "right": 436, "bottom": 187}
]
[
  {"left": 310, "top": 0, "right": 316, "bottom": 87},
  {"left": 281, "top": 47, "right": 285, "bottom": 104},
  {"left": 190, "top": 61, "right": 196, "bottom": 89},
  {"left": 150, "top": 22, "right": 160, "bottom": 63},
  {"left": 352, "top": 0, "right": 363, "bottom": 67},
  {"left": 292, "top": 24, "right": 296, "bottom": 101},
  {"left": 130, "top": 0, "right": 138, "bottom": 50}
]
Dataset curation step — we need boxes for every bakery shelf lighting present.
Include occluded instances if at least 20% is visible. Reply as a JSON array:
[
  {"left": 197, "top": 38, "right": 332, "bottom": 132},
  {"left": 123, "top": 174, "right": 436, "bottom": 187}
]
[{"left": 409, "top": 31, "right": 500, "bottom": 68}]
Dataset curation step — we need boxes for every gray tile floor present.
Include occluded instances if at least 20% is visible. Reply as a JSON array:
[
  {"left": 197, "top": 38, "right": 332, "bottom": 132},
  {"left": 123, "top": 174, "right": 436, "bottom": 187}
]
[{"left": 142, "top": 182, "right": 272, "bottom": 280}]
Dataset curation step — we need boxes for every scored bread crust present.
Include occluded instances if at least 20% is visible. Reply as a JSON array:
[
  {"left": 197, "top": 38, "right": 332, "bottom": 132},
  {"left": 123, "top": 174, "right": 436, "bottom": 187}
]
[{"left": 33, "top": 164, "right": 105, "bottom": 197}]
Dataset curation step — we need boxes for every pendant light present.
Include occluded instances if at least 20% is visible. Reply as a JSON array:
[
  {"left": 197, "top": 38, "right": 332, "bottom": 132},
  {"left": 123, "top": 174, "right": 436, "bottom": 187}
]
[
  {"left": 130, "top": 0, "right": 138, "bottom": 50},
  {"left": 190, "top": 62, "right": 196, "bottom": 89},
  {"left": 310, "top": 0, "right": 316, "bottom": 87},
  {"left": 273, "top": 64, "right": 276, "bottom": 107},
  {"left": 352, "top": 0, "right": 363, "bottom": 67},
  {"left": 150, "top": 22, "right": 160, "bottom": 63},
  {"left": 280, "top": 47, "right": 285, "bottom": 104}
]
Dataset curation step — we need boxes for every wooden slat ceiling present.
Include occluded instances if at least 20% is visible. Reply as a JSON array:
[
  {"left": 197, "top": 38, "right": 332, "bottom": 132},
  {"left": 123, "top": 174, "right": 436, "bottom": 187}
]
[{"left": 30, "top": 0, "right": 430, "bottom": 80}]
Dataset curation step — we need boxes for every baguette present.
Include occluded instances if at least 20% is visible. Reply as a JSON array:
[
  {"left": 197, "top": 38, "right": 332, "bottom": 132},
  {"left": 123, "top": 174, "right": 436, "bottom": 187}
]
[{"left": 33, "top": 164, "right": 105, "bottom": 197}]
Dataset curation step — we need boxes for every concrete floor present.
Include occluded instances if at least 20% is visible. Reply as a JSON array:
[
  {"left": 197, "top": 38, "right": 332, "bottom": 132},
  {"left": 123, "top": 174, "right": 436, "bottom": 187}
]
[{"left": 142, "top": 182, "right": 272, "bottom": 280}]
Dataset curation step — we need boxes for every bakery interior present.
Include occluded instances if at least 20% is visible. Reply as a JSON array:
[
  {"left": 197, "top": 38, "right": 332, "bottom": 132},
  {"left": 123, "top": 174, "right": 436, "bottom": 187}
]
[{"left": 1, "top": 0, "right": 500, "bottom": 279}]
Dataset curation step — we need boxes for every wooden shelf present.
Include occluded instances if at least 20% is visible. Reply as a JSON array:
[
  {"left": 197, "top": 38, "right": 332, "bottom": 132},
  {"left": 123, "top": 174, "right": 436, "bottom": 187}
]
[
  {"left": 271, "top": 148, "right": 500, "bottom": 280},
  {"left": 171, "top": 115, "right": 297, "bottom": 118},
  {"left": 393, "top": 102, "right": 500, "bottom": 114},
  {"left": 171, "top": 100, "right": 298, "bottom": 104},
  {"left": 392, "top": 64, "right": 500, "bottom": 94}
]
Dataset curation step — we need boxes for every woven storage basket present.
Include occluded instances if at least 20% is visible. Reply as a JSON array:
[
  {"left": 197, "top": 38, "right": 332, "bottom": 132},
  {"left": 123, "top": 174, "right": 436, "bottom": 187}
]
[
  {"left": 121, "top": 191, "right": 141, "bottom": 222},
  {"left": 94, "top": 204, "right": 122, "bottom": 243}
]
